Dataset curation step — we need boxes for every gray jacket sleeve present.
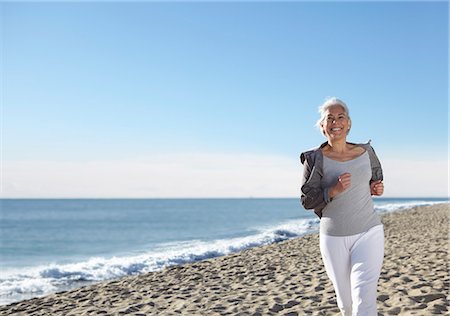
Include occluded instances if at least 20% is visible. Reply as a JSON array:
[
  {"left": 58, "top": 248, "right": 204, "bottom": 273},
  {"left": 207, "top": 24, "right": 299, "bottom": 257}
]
[
  {"left": 366, "top": 145, "right": 383, "bottom": 182},
  {"left": 300, "top": 151, "right": 327, "bottom": 217}
]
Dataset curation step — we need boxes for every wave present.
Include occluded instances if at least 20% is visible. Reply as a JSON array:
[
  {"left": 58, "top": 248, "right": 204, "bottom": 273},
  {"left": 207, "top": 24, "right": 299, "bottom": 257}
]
[
  {"left": 1, "top": 199, "right": 446, "bottom": 305},
  {"left": 374, "top": 199, "right": 448, "bottom": 214},
  {"left": 0, "top": 218, "right": 318, "bottom": 305}
]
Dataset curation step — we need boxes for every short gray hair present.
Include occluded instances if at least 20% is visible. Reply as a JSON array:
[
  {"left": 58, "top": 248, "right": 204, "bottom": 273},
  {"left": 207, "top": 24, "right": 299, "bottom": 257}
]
[{"left": 315, "top": 97, "right": 351, "bottom": 132}]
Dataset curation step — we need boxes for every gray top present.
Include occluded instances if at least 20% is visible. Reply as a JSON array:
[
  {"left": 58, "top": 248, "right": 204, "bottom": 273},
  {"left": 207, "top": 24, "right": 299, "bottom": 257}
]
[
  {"left": 320, "top": 151, "right": 381, "bottom": 236},
  {"left": 300, "top": 141, "right": 384, "bottom": 219}
]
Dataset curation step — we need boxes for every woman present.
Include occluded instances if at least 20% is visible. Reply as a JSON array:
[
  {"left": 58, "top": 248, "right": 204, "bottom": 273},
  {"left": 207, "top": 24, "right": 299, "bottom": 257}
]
[{"left": 300, "top": 97, "right": 385, "bottom": 316}]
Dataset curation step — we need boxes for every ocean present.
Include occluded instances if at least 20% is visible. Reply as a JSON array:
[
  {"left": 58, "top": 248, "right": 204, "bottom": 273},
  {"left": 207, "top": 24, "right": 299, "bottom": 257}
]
[{"left": 0, "top": 197, "right": 447, "bottom": 305}]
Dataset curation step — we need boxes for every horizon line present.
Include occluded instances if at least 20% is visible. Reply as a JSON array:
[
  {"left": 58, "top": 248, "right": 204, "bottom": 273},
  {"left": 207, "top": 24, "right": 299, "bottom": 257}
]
[{"left": 1, "top": 196, "right": 449, "bottom": 200}]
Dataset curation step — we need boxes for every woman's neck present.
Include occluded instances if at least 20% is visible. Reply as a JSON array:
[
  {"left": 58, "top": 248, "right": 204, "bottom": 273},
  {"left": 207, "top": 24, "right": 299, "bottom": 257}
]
[{"left": 326, "top": 139, "right": 348, "bottom": 153}]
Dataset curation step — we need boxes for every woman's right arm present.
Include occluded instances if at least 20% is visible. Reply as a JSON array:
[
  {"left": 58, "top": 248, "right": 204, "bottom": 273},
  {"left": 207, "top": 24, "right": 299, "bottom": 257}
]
[{"left": 300, "top": 153, "right": 327, "bottom": 211}]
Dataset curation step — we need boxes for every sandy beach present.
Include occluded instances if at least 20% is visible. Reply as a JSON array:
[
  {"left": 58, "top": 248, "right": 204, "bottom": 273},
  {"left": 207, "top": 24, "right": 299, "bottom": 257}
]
[{"left": 1, "top": 203, "right": 448, "bottom": 316}]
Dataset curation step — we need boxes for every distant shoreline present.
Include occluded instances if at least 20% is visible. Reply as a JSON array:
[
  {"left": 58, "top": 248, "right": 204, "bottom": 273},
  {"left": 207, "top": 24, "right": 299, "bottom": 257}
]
[{"left": 1, "top": 196, "right": 448, "bottom": 200}]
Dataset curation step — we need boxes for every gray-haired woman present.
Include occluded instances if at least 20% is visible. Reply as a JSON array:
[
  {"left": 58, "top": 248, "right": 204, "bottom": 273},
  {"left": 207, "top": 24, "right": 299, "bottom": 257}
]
[{"left": 300, "top": 97, "right": 385, "bottom": 316}]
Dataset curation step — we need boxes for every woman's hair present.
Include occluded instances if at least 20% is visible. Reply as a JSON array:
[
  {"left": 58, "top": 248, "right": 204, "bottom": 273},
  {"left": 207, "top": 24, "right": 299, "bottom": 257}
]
[{"left": 315, "top": 97, "right": 351, "bottom": 134}]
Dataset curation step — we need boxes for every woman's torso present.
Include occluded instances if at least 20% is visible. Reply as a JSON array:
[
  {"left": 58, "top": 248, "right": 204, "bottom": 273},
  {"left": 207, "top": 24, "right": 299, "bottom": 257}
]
[{"left": 320, "top": 150, "right": 381, "bottom": 236}]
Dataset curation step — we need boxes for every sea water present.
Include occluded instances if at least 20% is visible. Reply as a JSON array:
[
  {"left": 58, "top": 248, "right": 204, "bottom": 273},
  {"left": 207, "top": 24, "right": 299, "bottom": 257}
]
[{"left": 0, "top": 197, "right": 447, "bottom": 305}]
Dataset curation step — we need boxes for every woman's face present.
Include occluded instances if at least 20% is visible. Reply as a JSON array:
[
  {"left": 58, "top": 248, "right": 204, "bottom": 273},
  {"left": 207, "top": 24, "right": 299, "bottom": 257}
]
[{"left": 321, "top": 105, "right": 351, "bottom": 141}]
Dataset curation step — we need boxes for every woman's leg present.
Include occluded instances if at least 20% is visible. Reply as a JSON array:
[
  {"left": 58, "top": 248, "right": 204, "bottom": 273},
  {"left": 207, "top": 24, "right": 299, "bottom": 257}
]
[
  {"left": 320, "top": 233, "right": 353, "bottom": 316},
  {"left": 350, "top": 225, "right": 385, "bottom": 316}
]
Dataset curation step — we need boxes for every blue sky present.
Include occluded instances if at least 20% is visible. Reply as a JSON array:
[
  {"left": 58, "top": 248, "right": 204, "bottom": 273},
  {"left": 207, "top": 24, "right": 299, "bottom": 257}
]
[{"left": 2, "top": 1, "right": 448, "bottom": 198}]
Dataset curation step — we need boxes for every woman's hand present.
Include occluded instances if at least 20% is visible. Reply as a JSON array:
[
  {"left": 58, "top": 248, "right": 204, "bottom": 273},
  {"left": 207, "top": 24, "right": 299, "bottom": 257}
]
[
  {"left": 329, "top": 173, "right": 351, "bottom": 198},
  {"left": 370, "top": 180, "right": 384, "bottom": 196}
]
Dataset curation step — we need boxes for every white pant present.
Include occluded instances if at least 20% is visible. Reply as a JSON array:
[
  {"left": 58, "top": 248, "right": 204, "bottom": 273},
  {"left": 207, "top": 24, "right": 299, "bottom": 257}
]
[{"left": 320, "top": 225, "right": 384, "bottom": 316}]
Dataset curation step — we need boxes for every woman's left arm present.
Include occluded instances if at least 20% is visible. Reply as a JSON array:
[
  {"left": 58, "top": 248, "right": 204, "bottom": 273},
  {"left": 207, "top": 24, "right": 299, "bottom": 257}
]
[
  {"left": 370, "top": 180, "right": 384, "bottom": 196},
  {"left": 367, "top": 144, "right": 384, "bottom": 196}
]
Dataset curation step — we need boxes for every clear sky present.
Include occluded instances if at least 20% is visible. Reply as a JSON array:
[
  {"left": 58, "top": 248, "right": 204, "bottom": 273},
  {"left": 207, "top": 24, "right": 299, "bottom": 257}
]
[{"left": 2, "top": 1, "right": 448, "bottom": 198}]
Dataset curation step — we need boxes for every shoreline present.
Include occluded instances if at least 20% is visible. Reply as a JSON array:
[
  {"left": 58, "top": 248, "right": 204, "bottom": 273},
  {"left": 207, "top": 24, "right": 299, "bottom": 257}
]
[{"left": 1, "top": 203, "right": 448, "bottom": 315}]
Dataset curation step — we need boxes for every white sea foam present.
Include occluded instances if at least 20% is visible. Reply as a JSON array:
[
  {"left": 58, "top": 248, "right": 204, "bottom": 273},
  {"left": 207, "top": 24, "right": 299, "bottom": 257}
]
[
  {"left": 0, "top": 218, "right": 316, "bottom": 305},
  {"left": 374, "top": 200, "right": 448, "bottom": 214},
  {"left": 1, "top": 199, "right": 447, "bottom": 305}
]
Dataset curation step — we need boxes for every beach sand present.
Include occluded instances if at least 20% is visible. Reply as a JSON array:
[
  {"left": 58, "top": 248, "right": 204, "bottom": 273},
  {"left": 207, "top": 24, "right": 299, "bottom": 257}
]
[{"left": 1, "top": 204, "right": 448, "bottom": 315}]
